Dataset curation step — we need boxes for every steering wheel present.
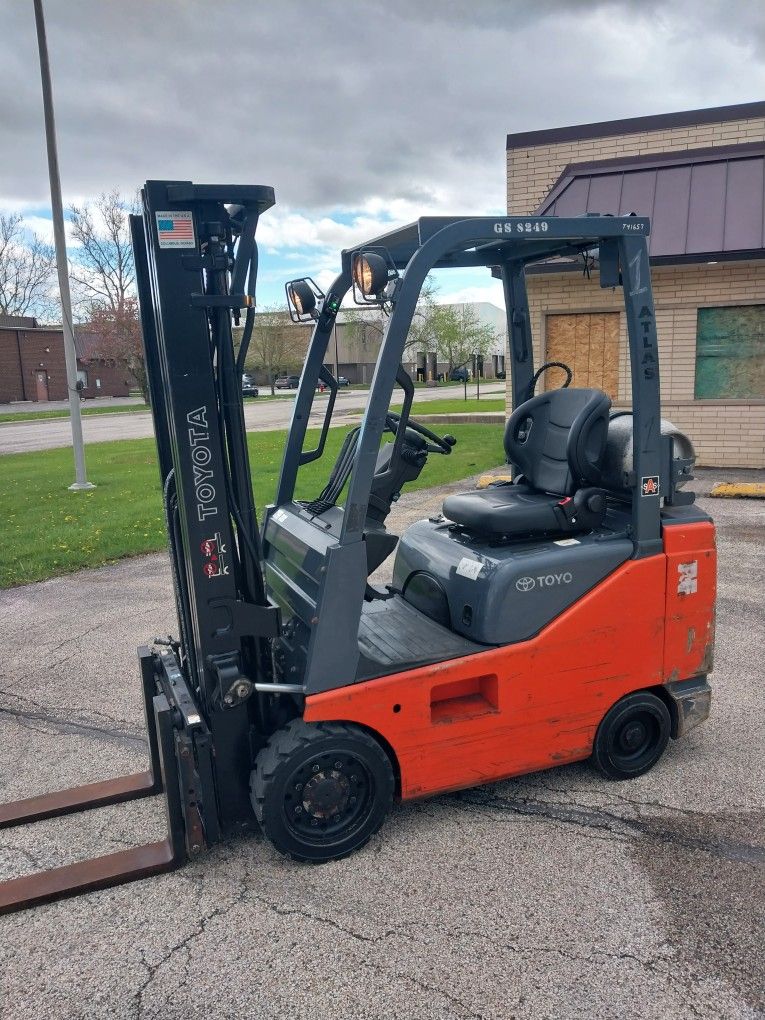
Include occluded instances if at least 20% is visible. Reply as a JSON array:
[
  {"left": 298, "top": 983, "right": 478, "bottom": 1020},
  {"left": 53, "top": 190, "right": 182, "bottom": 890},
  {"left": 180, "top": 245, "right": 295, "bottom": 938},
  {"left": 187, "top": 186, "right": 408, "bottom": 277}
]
[
  {"left": 385, "top": 412, "right": 456, "bottom": 455},
  {"left": 525, "top": 361, "right": 573, "bottom": 400}
]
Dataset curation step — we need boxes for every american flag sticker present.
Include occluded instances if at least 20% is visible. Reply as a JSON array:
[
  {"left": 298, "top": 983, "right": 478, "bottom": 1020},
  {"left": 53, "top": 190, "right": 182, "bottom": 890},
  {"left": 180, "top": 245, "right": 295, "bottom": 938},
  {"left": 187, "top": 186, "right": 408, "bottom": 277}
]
[{"left": 155, "top": 211, "right": 196, "bottom": 249}]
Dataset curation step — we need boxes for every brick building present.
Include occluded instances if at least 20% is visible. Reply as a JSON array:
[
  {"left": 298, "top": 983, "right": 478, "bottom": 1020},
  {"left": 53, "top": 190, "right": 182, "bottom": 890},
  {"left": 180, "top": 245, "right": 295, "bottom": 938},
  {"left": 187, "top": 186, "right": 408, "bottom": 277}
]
[
  {"left": 506, "top": 101, "right": 765, "bottom": 467},
  {"left": 0, "top": 316, "right": 135, "bottom": 402}
]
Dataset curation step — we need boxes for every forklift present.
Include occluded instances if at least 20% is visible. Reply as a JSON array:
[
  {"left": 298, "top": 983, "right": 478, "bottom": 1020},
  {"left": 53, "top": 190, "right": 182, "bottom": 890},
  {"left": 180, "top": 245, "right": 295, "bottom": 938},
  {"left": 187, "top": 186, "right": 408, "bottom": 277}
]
[{"left": 0, "top": 182, "right": 716, "bottom": 913}]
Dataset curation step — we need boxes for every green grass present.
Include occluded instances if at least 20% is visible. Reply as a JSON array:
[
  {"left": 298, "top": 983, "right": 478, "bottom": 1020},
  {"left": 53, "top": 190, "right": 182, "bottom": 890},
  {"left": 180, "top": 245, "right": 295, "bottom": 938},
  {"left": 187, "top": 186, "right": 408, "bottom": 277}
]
[
  {"left": 396, "top": 398, "right": 504, "bottom": 415},
  {"left": 0, "top": 403, "right": 149, "bottom": 423},
  {"left": 348, "top": 398, "right": 504, "bottom": 415},
  {"left": 0, "top": 394, "right": 304, "bottom": 423},
  {"left": 0, "top": 422, "right": 503, "bottom": 588}
]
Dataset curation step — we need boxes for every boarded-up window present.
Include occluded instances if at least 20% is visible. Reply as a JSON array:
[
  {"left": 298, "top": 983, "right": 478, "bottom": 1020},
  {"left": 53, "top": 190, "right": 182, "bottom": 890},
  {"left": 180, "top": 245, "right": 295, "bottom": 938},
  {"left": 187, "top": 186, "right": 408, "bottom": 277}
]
[
  {"left": 695, "top": 306, "right": 765, "bottom": 399},
  {"left": 545, "top": 313, "right": 619, "bottom": 398}
]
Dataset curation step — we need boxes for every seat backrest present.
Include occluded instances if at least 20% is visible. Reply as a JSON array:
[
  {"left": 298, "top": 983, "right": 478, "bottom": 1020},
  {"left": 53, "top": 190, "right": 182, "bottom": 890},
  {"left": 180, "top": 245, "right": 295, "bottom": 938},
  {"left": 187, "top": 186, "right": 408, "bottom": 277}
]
[{"left": 504, "top": 388, "right": 611, "bottom": 495}]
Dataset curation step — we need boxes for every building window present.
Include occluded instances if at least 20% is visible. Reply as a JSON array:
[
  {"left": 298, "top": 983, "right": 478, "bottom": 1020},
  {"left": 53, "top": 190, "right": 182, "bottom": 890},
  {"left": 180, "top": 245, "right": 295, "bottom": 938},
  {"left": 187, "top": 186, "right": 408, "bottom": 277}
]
[
  {"left": 76, "top": 369, "right": 88, "bottom": 389},
  {"left": 695, "top": 306, "right": 765, "bottom": 399}
]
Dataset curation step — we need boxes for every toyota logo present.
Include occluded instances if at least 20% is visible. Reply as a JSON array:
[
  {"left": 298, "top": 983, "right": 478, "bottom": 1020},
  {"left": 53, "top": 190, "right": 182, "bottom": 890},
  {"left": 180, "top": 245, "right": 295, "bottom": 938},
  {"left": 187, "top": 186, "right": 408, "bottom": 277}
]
[{"left": 516, "top": 576, "right": 536, "bottom": 592}]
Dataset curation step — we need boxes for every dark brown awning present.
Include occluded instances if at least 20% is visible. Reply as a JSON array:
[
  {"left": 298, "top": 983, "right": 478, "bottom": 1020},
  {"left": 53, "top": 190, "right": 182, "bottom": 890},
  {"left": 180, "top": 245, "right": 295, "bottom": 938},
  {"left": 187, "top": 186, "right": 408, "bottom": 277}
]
[{"left": 536, "top": 142, "right": 765, "bottom": 261}]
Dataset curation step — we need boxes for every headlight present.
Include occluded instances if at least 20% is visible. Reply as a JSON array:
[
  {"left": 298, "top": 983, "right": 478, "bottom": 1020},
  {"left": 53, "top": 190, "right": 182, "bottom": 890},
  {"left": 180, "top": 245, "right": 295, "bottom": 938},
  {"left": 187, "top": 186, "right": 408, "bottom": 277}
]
[
  {"left": 352, "top": 252, "right": 390, "bottom": 297},
  {"left": 287, "top": 280, "right": 316, "bottom": 317}
]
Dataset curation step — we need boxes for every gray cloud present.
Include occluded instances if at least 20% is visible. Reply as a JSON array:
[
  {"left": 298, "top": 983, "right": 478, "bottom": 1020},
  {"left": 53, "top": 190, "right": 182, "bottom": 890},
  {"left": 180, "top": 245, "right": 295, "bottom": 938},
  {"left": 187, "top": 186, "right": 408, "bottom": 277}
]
[{"left": 1, "top": 0, "right": 764, "bottom": 214}]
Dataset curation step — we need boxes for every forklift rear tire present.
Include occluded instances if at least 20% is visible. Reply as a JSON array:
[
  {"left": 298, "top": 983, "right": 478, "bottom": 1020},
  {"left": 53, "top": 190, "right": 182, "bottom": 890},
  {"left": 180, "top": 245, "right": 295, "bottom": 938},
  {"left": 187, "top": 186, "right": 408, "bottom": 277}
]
[
  {"left": 250, "top": 719, "right": 395, "bottom": 862},
  {"left": 591, "top": 691, "right": 671, "bottom": 780}
]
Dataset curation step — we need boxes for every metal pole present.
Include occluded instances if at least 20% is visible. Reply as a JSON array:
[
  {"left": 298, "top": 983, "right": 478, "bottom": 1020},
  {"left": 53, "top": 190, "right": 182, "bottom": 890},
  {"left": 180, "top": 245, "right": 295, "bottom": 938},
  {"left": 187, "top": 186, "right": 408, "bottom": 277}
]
[{"left": 33, "top": 0, "right": 94, "bottom": 490}]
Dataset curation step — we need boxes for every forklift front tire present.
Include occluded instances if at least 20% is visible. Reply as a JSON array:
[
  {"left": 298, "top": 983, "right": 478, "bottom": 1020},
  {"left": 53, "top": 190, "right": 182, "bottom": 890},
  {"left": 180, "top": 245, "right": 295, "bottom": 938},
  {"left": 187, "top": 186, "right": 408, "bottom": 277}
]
[
  {"left": 251, "top": 719, "right": 395, "bottom": 862},
  {"left": 591, "top": 691, "right": 671, "bottom": 780}
]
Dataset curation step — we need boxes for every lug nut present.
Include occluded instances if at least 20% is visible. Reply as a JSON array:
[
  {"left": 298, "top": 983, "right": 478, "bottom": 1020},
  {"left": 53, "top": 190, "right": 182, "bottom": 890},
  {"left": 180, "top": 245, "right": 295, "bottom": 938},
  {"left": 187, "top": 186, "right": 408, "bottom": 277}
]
[
  {"left": 312, "top": 764, "right": 320, "bottom": 773},
  {"left": 294, "top": 805, "right": 302, "bottom": 815},
  {"left": 295, "top": 783, "right": 303, "bottom": 792}
]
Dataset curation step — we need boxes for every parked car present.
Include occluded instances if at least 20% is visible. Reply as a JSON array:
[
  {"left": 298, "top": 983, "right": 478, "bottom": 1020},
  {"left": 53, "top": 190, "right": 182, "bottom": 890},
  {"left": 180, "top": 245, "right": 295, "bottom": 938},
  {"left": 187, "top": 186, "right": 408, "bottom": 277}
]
[
  {"left": 242, "top": 375, "right": 259, "bottom": 397},
  {"left": 337, "top": 376, "right": 351, "bottom": 387},
  {"left": 275, "top": 374, "right": 301, "bottom": 389},
  {"left": 449, "top": 367, "right": 469, "bottom": 382}
]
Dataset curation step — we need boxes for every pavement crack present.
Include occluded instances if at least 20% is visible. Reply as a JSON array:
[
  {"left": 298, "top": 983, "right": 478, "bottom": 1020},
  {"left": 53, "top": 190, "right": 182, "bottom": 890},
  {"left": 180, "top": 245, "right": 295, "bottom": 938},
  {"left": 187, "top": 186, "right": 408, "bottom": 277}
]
[
  {"left": 248, "top": 891, "right": 413, "bottom": 946},
  {"left": 357, "top": 957, "right": 489, "bottom": 1019},
  {"left": 133, "top": 888, "right": 247, "bottom": 1019},
  {"left": 0, "top": 702, "right": 146, "bottom": 749},
  {"left": 451, "top": 790, "right": 765, "bottom": 865}
]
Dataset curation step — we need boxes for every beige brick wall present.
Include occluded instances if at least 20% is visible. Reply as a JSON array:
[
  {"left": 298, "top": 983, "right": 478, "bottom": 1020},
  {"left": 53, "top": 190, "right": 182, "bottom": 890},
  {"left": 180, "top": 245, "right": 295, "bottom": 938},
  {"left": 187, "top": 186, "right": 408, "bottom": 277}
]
[
  {"left": 504, "top": 262, "right": 765, "bottom": 468},
  {"left": 507, "top": 115, "right": 765, "bottom": 215}
]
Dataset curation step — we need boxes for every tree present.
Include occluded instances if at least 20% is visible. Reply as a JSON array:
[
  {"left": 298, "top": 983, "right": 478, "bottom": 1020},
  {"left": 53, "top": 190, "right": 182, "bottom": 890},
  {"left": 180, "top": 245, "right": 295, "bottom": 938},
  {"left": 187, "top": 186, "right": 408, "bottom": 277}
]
[
  {"left": 342, "top": 276, "right": 440, "bottom": 367},
  {"left": 68, "top": 189, "right": 136, "bottom": 314},
  {"left": 85, "top": 298, "right": 147, "bottom": 401},
  {"left": 0, "top": 213, "right": 56, "bottom": 319},
  {"left": 68, "top": 190, "right": 146, "bottom": 398},
  {"left": 432, "top": 303, "right": 499, "bottom": 377},
  {"left": 242, "top": 306, "right": 308, "bottom": 394}
]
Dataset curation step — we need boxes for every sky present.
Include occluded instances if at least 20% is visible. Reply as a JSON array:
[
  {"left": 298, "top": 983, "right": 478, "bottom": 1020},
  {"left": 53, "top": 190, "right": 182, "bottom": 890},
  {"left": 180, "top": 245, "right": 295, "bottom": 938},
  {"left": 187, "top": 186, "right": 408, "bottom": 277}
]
[{"left": 2, "top": 0, "right": 765, "bottom": 309}]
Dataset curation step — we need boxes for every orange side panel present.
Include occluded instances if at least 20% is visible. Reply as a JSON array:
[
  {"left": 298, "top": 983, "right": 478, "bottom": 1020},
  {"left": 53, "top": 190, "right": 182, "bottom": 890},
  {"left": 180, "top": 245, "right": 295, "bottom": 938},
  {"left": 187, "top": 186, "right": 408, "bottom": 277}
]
[
  {"left": 662, "top": 521, "right": 717, "bottom": 682},
  {"left": 305, "top": 557, "right": 667, "bottom": 800}
]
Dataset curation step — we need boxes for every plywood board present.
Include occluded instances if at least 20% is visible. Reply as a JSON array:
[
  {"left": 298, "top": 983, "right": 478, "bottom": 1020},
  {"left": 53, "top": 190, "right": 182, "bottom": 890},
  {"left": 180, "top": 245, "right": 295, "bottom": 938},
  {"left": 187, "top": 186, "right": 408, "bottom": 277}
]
[{"left": 546, "top": 313, "right": 619, "bottom": 398}]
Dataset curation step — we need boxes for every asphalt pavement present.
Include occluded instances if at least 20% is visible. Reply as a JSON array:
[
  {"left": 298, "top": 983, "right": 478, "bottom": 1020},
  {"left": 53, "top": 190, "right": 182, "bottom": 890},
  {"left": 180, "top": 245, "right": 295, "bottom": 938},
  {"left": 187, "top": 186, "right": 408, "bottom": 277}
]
[
  {"left": 0, "top": 471, "right": 763, "bottom": 1019},
  {"left": 0, "top": 384, "right": 505, "bottom": 454}
]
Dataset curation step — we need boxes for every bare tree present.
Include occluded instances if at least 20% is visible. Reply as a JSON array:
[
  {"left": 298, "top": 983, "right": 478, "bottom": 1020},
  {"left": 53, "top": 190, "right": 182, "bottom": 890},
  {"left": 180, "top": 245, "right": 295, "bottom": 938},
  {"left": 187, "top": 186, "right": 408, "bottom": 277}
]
[
  {"left": 0, "top": 213, "right": 56, "bottom": 318},
  {"left": 343, "top": 276, "right": 440, "bottom": 362},
  {"left": 67, "top": 190, "right": 146, "bottom": 398},
  {"left": 68, "top": 189, "right": 135, "bottom": 313},
  {"left": 243, "top": 306, "right": 308, "bottom": 394},
  {"left": 85, "top": 298, "right": 147, "bottom": 401}
]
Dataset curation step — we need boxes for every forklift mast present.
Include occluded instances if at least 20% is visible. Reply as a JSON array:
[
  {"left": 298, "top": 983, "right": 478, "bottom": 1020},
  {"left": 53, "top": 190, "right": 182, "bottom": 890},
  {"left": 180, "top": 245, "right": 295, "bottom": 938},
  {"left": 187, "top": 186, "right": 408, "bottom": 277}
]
[{"left": 130, "top": 181, "right": 281, "bottom": 830}]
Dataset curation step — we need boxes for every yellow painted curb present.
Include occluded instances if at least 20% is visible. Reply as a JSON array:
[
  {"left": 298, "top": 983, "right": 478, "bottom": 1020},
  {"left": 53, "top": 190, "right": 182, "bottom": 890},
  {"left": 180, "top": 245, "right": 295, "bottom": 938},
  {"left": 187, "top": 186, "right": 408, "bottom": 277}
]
[{"left": 710, "top": 482, "right": 765, "bottom": 499}]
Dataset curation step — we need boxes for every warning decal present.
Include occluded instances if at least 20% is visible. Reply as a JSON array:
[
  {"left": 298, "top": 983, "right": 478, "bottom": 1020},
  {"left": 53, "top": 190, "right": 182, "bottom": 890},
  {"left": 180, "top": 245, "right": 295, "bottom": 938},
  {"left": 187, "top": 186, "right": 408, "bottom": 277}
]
[
  {"left": 677, "top": 561, "right": 698, "bottom": 595},
  {"left": 456, "top": 557, "right": 484, "bottom": 580},
  {"left": 641, "top": 475, "right": 660, "bottom": 497},
  {"left": 156, "top": 211, "right": 196, "bottom": 249}
]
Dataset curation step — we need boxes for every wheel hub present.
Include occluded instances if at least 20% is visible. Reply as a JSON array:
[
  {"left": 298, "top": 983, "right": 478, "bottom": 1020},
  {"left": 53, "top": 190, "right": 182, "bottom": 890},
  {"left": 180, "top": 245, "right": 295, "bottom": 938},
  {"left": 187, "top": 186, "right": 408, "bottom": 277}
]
[
  {"left": 282, "top": 753, "right": 371, "bottom": 840},
  {"left": 620, "top": 721, "right": 647, "bottom": 752},
  {"left": 302, "top": 770, "right": 350, "bottom": 820}
]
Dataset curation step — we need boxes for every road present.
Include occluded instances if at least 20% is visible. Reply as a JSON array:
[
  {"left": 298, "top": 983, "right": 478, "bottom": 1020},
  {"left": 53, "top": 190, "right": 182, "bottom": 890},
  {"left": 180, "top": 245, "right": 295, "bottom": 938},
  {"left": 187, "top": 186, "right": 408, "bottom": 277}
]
[
  {"left": 0, "top": 470, "right": 763, "bottom": 1019},
  {"left": 0, "top": 384, "right": 505, "bottom": 454}
]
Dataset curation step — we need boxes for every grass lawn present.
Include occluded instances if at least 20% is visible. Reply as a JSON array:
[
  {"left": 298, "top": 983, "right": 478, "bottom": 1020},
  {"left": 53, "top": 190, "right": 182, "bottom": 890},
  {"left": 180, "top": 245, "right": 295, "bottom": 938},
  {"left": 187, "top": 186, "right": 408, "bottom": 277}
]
[
  {"left": 348, "top": 398, "right": 504, "bottom": 415},
  {"left": 397, "top": 397, "right": 504, "bottom": 415},
  {"left": 0, "top": 422, "right": 503, "bottom": 588},
  {"left": 0, "top": 403, "right": 150, "bottom": 423},
  {"left": 0, "top": 394, "right": 304, "bottom": 424}
]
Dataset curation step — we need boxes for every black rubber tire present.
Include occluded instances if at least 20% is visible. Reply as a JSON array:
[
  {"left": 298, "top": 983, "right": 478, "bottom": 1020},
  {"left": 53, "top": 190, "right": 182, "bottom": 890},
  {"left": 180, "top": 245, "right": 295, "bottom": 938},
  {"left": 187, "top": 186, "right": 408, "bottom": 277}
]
[
  {"left": 250, "top": 719, "right": 394, "bottom": 862},
  {"left": 591, "top": 691, "right": 671, "bottom": 780}
]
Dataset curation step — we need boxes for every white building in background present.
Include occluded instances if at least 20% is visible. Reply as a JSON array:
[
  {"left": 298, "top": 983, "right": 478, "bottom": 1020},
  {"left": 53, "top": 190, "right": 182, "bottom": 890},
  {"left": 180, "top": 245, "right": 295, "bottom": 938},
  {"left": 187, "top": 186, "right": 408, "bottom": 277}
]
[{"left": 330, "top": 302, "right": 508, "bottom": 384}]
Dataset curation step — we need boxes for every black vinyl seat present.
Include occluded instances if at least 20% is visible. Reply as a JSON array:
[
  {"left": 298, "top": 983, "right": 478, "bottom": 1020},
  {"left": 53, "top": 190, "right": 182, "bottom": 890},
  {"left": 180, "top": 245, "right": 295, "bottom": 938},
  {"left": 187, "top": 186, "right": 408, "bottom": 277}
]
[{"left": 443, "top": 388, "right": 612, "bottom": 538}]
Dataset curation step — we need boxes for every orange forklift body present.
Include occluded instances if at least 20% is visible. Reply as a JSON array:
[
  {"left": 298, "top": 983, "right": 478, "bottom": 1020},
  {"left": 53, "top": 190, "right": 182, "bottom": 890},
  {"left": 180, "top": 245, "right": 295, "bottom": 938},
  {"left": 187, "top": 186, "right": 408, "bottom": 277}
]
[{"left": 305, "top": 522, "right": 716, "bottom": 800}]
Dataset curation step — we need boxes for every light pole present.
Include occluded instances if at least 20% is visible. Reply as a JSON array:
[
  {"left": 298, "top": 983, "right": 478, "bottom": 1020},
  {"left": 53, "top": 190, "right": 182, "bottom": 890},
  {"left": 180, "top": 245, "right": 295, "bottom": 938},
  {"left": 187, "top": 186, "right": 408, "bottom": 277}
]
[{"left": 33, "top": 0, "right": 94, "bottom": 490}]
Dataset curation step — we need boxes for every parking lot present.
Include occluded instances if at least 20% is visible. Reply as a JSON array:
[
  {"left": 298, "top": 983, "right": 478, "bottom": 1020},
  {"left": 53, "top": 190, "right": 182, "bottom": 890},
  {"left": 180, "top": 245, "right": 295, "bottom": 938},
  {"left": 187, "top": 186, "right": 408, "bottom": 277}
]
[{"left": 0, "top": 472, "right": 763, "bottom": 1019}]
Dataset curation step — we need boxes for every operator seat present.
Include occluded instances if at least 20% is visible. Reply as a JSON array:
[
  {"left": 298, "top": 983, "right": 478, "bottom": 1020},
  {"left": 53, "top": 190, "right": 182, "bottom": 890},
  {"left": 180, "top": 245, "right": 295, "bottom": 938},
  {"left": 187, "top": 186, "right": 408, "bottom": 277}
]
[{"left": 442, "top": 388, "right": 611, "bottom": 538}]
